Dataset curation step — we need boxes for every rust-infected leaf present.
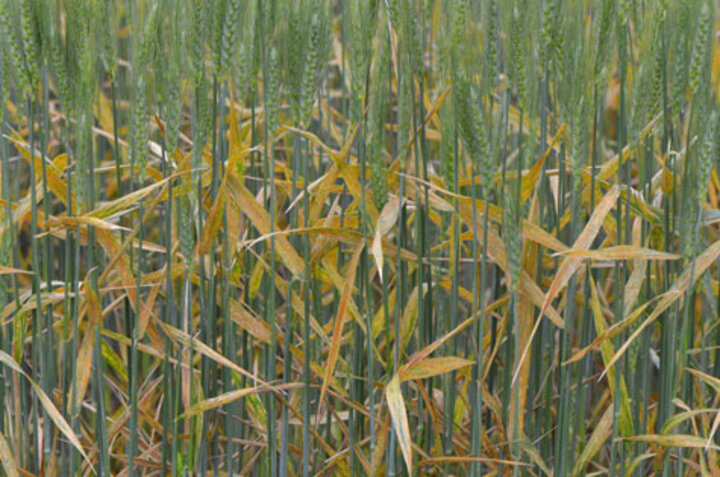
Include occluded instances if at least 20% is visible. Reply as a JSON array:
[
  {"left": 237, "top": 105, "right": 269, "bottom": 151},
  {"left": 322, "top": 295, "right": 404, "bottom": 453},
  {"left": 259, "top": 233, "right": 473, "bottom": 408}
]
[
  {"left": 197, "top": 181, "right": 226, "bottom": 255},
  {"left": 513, "top": 186, "right": 620, "bottom": 388},
  {"left": 182, "top": 383, "right": 301, "bottom": 418},
  {"left": 687, "top": 368, "right": 720, "bottom": 448},
  {"left": 157, "top": 320, "right": 270, "bottom": 387},
  {"left": 69, "top": 323, "right": 95, "bottom": 417},
  {"left": 386, "top": 375, "right": 413, "bottom": 475},
  {"left": 47, "top": 215, "right": 130, "bottom": 232},
  {"left": 399, "top": 356, "right": 474, "bottom": 382},
  {"left": 0, "top": 350, "right": 92, "bottom": 470},
  {"left": 0, "top": 431, "right": 18, "bottom": 477},
  {"left": 573, "top": 404, "right": 613, "bottom": 476},
  {"left": 88, "top": 171, "right": 189, "bottom": 220},
  {"left": 625, "top": 434, "right": 720, "bottom": 450},
  {"left": 226, "top": 173, "right": 305, "bottom": 278},
  {"left": 520, "top": 124, "right": 566, "bottom": 204},
  {"left": 319, "top": 244, "right": 364, "bottom": 407},
  {"left": 541, "top": 185, "right": 620, "bottom": 317},
  {"left": 230, "top": 299, "right": 271, "bottom": 344},
  {"left": 601, "top": 239, "right": 720, "bottom": 379},
  {"left": 554, "top": 245, "right": 680, "bottom": 261},
  {"left": 0, "top": 267, "right": 33, "bottom": 276}
]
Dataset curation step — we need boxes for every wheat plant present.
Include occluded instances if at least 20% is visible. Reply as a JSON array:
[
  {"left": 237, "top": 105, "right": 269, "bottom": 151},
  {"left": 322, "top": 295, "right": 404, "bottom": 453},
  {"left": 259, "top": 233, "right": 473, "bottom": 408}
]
[{"left": 0, "top": 0, "right": 719, "bottom": 475}]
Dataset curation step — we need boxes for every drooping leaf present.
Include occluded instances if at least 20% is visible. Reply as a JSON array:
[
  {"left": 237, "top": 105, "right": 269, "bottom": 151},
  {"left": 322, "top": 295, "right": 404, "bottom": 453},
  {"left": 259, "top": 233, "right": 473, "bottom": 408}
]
[
  {"left": 386, "top": 375, "right": 413, "bottom": 475},
  {"left": 372, "top": 196, "right": 400, "bottom": 283}
]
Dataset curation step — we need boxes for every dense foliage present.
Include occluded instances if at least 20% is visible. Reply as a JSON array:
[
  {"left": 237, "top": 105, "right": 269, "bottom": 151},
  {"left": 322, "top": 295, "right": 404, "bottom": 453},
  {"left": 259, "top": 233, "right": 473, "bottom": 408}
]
[{"left": 0, "top": 0, "right": 719, "bottom": 475}]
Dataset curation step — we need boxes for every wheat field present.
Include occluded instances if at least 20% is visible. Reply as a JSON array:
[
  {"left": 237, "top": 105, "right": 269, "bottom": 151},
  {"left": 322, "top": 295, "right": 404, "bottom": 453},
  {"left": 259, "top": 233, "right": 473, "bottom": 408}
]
[{"left": 0, "top": 0, "right": 720, "bottom": 475}]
